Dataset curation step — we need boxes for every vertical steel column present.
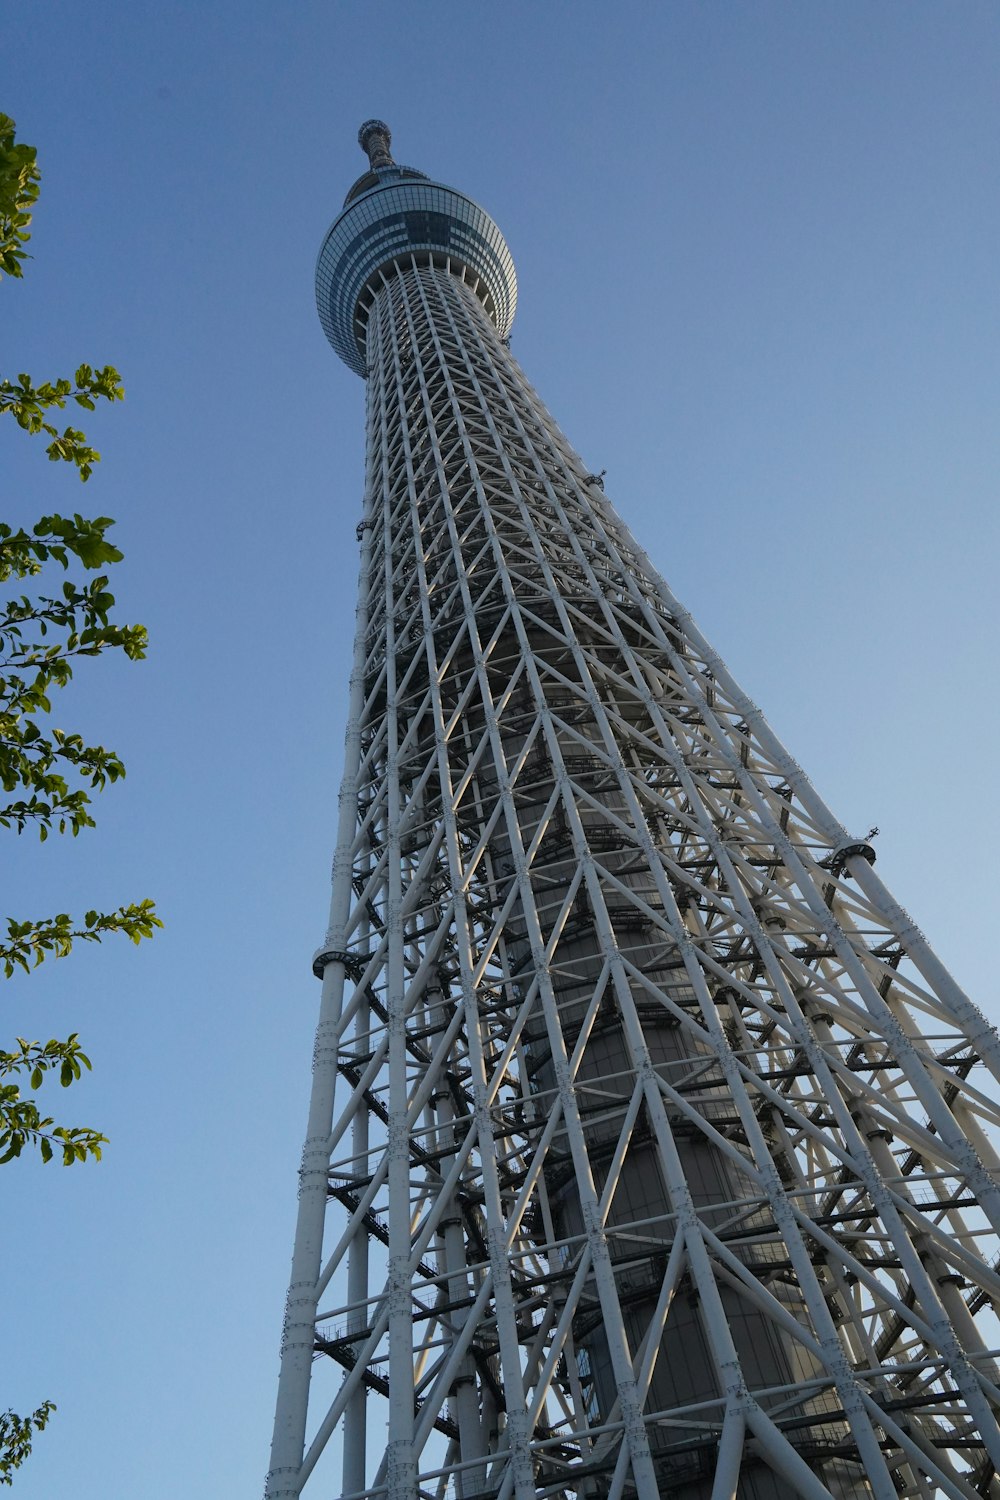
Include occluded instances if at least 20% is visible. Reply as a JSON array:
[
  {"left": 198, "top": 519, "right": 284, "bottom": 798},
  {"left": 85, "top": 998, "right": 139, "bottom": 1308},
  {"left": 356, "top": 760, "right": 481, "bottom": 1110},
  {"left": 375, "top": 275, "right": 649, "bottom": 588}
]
[{"left": 265, "top": 513, "right": 375, "bottom": 1500}]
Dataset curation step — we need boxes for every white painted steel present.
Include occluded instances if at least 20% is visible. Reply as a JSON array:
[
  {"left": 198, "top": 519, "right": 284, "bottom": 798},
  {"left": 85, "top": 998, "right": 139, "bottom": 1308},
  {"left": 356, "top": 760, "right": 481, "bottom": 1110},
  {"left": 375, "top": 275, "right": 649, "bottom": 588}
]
[{"left": 267, "top": 144, "right": 1000, "bottom": 1500}]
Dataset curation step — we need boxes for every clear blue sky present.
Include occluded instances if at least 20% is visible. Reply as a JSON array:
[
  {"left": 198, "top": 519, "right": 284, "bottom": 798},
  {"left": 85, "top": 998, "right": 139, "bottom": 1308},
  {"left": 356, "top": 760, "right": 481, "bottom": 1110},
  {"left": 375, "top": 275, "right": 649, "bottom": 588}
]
[{"left": 4, "top": 4, "right": 999, "bottom": 1496}]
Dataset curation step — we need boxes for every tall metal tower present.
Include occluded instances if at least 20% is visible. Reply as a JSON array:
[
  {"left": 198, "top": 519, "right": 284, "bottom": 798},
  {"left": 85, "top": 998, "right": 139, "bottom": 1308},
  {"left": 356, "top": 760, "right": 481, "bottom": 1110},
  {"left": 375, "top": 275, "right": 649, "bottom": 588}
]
[{"left": 266, "top": 122, "right": 1000, "bottom": 1500}]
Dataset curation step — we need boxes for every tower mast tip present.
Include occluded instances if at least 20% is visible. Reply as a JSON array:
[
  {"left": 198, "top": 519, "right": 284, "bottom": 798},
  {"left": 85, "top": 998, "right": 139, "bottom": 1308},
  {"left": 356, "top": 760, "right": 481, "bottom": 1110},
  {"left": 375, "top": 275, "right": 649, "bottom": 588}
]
[{"left": 358, "top": 120, "right": 393, "bottom": 169}]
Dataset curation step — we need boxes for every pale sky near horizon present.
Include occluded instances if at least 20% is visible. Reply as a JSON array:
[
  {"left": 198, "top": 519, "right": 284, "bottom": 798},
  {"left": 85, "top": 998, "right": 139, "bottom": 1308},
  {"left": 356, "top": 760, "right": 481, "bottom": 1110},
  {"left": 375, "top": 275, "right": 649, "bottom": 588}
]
[{"left": 3, "top": 5, "right": 999, "bottom": 1496}]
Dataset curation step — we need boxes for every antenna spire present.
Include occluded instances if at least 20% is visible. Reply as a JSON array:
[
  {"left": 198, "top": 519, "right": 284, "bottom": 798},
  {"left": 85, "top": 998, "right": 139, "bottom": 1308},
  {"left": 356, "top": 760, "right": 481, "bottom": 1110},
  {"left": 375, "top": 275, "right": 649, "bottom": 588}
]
[{"left": 358, "top": 119, "right": 393, "bottom": 170}]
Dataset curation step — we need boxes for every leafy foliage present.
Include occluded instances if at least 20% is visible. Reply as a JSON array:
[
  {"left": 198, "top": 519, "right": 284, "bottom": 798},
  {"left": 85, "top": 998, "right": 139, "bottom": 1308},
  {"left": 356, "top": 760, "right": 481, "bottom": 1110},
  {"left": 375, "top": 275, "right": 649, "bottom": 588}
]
[
  {"left": 0, "top": 515, "right": 148, "bottom": 841},
  {"left": 1, "top": 105, "right": 160, "bottom": 1484},
  {"left": 0, "top": 1039, "right": 105, "bottom": 1164},
  {"left": 1, "top": 113, "right": 125, "bottom": 479},
  {"left": 0, "top": 112, "right": 39, "bottom": 281},
  {"left": 2, "top": 902, "right": 162, "bottom": 979},
  {"left": 1, "top": 366, "right": 125, "bottom": 481},
  {"left": 0, "top": 1404, "right": 55, "bottom": 1485},
  {"left": 0, "top": 515, "right": 161, "bottom": 1161},
  {"left": 0, "top": 511, "right": 127, "bottom": 578}
]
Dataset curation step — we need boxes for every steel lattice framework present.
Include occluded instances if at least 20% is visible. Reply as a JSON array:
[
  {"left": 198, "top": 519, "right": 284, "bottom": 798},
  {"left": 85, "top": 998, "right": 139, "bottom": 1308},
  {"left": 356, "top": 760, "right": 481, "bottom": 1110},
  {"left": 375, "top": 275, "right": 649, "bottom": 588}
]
[{"left": 266, "top": 124, "right": 1000, "bottom": 1500}]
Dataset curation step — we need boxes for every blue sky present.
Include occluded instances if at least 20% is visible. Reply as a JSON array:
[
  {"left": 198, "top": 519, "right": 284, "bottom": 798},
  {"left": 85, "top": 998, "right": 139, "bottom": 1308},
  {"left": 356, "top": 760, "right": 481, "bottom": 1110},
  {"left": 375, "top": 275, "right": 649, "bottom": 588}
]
[{"left": 3, "top": 4, "right": 999, "bottom": 1496}]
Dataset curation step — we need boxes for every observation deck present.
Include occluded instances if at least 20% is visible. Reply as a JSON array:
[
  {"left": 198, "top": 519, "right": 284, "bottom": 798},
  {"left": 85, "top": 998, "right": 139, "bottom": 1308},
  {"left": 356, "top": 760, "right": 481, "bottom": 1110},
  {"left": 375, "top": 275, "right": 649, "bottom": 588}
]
[{"left": 315, "top": 121, "right": 517, "bottom": 376}]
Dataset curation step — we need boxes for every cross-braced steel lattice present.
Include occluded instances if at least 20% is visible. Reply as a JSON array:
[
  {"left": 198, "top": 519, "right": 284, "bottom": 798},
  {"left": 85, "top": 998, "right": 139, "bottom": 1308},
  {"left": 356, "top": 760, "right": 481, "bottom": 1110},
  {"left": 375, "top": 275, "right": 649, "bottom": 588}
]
[{"left": 266, "top": 123, "right": 1000, "bottom": 1500}]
